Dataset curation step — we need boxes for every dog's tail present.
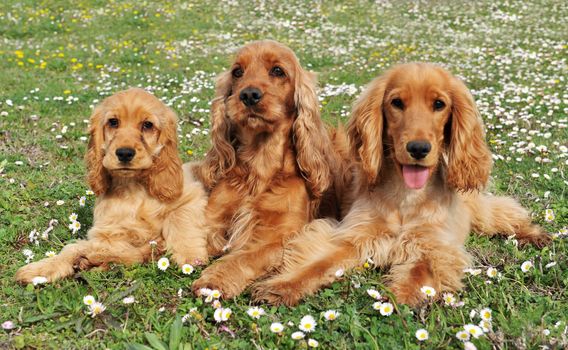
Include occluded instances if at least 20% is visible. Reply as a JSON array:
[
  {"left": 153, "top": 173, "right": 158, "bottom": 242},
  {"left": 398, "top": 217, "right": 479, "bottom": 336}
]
[{"left": 461, "top": 191, "right": 550, "bottom": 247}]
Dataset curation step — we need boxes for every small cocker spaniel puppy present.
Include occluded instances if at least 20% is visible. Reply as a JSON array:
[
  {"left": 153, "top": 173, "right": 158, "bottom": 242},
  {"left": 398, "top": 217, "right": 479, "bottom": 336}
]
[
  {"left": 253, "top": 63, "right": 550, "bottom": 306},
  {"left": 16, "top": 88, "right": 208, "bottom": 283},
  {"left": 192, "top": 40, "right": 348, "bottom": 299}
]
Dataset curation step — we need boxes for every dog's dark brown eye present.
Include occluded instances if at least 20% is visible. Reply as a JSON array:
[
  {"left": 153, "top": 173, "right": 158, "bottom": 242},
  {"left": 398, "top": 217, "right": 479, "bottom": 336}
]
[
  {"left": 108, "top": 118, "right": 119, "bottom": 128},
  {"left": 433, "top": 99, "right": 446, "bottom": 111},
  {"left": 270, "top": 66, "right": 286, "bottom": 77},
  {"left": 142, "top": 121, "right": 153, "bottom": 130},
  {"left": 391, "top": 98, "right": 404, "bottom": 109},
  {"left": 232, "top": 67, "right": 243, "bottom": 78}
]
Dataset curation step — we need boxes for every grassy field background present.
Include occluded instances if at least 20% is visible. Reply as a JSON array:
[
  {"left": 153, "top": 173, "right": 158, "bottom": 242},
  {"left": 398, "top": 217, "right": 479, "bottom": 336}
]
[{"left": 1, "top": 0, "right": 567, "bottom": 349}]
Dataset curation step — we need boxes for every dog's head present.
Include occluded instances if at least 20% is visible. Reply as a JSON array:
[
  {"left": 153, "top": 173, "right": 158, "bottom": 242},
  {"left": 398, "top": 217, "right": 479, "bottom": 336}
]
[
  {"left": 86, "top": 88, "right": 183, "bottom": 201},
  {"left": 348, "top": 63, "right": 492, "bottom": 191},
  {"left": 200, "top": 40, "right": 332, "bottom": 198}
]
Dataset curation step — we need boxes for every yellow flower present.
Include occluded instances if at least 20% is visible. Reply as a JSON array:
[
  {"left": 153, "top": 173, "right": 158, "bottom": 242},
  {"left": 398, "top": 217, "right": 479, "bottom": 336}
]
[{"left": 63, "top": 90, "right": 71, "bottom": 94}]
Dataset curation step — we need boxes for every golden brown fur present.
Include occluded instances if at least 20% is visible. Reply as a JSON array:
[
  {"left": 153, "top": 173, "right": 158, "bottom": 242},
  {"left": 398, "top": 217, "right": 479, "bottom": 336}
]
[
  {"left": 253, "top": 63, "right": 550, "bottom": 306},
  {"left": 192, "top": 40, "right": 350, "bottom": 299},
  {"left": 15, "top": 88, "right": 208, "bottom": 283}
]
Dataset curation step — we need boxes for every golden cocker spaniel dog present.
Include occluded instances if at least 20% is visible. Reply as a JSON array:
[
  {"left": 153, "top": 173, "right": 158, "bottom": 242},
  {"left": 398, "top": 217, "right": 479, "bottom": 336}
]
[
  {"left": 253, "top": 63, "right": 550, "bottom": 306},
  {"left": 192, "top": 40, "right": 349, "bottom": 299},
  {"left": 15, "top": 88, "right": 208, "bottom": 283}
]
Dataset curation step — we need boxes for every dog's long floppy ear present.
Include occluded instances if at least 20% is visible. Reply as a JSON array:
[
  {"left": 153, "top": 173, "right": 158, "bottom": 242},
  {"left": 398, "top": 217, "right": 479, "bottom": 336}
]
[
  {"left": 85, "top": 106, "right": 111, "bottom": 196},
  {"left": 293, "top": 65, "right": 332, "bottom": 199},
  {"left": 346, "top": 75, "right": 387, "bottom": 185},
  {"left": 445, "top": 77, "right": 492, "bottom": 191},
  {"left": 146, "top": 106, "right": 184, "bottom": 202},
  {"left": 197, "top": 72, "right": 235, "bottom": 190}
]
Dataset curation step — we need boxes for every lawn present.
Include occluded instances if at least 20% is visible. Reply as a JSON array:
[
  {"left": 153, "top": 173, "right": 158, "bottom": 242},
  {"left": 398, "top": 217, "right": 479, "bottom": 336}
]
[{"left": 0, "top": 0, "right": 566, "bottom": 349}]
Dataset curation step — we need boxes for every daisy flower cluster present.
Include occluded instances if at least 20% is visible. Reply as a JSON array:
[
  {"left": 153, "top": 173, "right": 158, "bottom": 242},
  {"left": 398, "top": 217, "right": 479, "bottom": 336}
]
[
  {"left": 2, "top": 0, "right": 565, "bottom": 347},
  {"left": 83, "top": 295, "right": 106, "bottom": 318}
]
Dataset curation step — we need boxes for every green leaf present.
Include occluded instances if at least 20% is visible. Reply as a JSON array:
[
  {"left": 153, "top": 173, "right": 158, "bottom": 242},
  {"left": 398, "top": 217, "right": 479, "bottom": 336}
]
[
  {"left": 144, "top": 332, "right": 168, "bottom": 350},
  {"left": 126, "top": 344, "right": 155, "bottom": 350},
  {"left": 169, "top": 316, "right": 183, "bottom": 350}
]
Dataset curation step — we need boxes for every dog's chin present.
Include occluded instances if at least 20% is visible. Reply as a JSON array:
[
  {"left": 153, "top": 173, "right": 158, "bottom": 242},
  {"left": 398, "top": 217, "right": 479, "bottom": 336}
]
[
  {"left": 107, "top": 168, "right": 143, "bottom": 178},
  {"left": 397, "top": 162, "right": 433, "bottom": 190}
]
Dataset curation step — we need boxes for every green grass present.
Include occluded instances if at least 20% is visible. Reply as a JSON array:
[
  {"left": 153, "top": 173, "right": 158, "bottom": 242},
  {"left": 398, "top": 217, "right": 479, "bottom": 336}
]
[{"left": 1, "top": 0, "right": 567, "bottom": 348}]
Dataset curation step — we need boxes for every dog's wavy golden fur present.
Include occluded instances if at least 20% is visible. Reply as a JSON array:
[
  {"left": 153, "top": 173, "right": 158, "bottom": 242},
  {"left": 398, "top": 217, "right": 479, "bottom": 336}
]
[
  {"left": 16, "top": 88, "right": 208, "bottom": 283},
  {"left": 253, "top": 63, "right": 550, "bottom": 306},
  {"left": 192, "top": 40, "right": 350, "bottom": 299}
]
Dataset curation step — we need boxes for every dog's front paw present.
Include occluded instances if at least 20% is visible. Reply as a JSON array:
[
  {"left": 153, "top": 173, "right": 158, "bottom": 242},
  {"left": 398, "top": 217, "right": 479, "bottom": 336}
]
[
  {"left": 15, "top": 258, "right": 74, "bottom": 284},
  {"left": 192, "top": 266, "right": 245, "bottom": 300},
  {"left": 171, "top": 250, "right": 209, "bottom": 267},
  {"left": 251, "top": 279, "right": 304, "bottom": 306}
]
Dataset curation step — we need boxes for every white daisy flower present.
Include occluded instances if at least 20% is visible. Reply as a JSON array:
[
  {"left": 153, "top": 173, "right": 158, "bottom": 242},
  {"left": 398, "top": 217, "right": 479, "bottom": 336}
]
[
  {"left": 1, "top": 321, "right": 15, "bottom": 330},
  {"left": 88, "top": 302, "right": 106, "bottom": 317},
  {"left": 68, "top": 220, "right": 81, "bottom": 233},
  {"left": 479, "top": 308, "right": 492, "bottom": 321},
  {"left": 213, "top": 308, "right": 223, "bottom": 322},
  {"left": 45, "top": 251, "right": 56, "bottom": 257},
  {"left": 323, "top": 310, "right": 339, "bottom": 321},
  {"left": 464, "top": 324, "right": 484, "bottom": 338},
  {"left": 32, "top": 276, "right": 47, "bottom": 286},
  {"left": 456, "top": 330, "right": 470, "bottom": 341},
  {"left": 221, "top": 308, "right": 232, "bottom": 321},
  {"left": 56, "top": 200, "right": 64, "bottom": 206},
  {"left": 479, "top": 320, "right": 492, "bottom": 333},
  {"left": 520, "top": 261, "right": 533, "bottom": 273},
  {"left": 291, "top": 331, "right": 305, "bottom": 340},
  {"left": 464, "top": 268, "right": 482, "bottom": 276},
  {"left": 443, "top": 293, "right": 456, "bottom": 306},
  {"left": 299, "top": 315, "right": 316, "bottom": 332},
  {"left": 122, "top": 296, "right": 135, "bottom": 304},
  {"left": 212, "top": 300, "right": 222, "bottom": 309},
  {"left": 372, "top": 301, "right": 382, "bottom": 310},
  {"left": 157, "top": 257, "right": 170, "bottom": 271},
  {"left": 544, "top": 209, "right": 555, "bottom": 222},
  {"left": 270, "top": 322, "right": 284, "bottom": 333},
  {"left": 83, "top": 295, "right": 95, "bottom": 305},
  {"left": 420, "top": 285, "right": 436, "bottom": 297},
  {"left": 379, "top": 302, "right": 394, "bottom": 316},
  {"left": 79, "top": 196, "right": 86, "bottom": 207},
  {"left": 69, "top": 213, "right": 78, "bottom": 222},
  {"left": 307, "top": 338, "right": 319, "bottom": 348},
  {"left": 415, "top": 328, "right": 429, "bottom": 341},
  {"left": 463, "top": 341, "right": 477, "bottom": 350},
  {"left": 246, "top": 307, "right": 265, "bottom": 319},
  {"left": 86, "top": 190, "right": 94, "bottom": 195},
  {"left": 198, "top": 288, "right": 212, "bottom": 297},
  {"left": 181, "top": 264, "right": 194, "bottom": 275},
  {"left": 486, "top": 267, "right": 499, "bottom": 278},
  {"left": 366, "top": 289, "right": 381, "bottom": 300},
  {"left": 335, "top": 268, "right": 344, "bottom": 277}
]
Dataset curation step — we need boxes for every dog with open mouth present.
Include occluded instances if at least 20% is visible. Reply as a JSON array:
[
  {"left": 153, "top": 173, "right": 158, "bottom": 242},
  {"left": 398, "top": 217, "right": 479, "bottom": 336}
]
[{"left": 253, "top": 63, "right": 550, "bottom": 306}]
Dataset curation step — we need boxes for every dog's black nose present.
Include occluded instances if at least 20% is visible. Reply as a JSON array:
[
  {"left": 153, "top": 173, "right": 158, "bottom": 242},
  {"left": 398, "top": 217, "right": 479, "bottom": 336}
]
[
  {"left": 406, "top": 141, "right": 431, "bottom": 160},
  {"left": 239, "top": 87, "right": 263, "bottom": 106},
  {"left": 116, "top": 148, "right": 136, "bottom": 162}
]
